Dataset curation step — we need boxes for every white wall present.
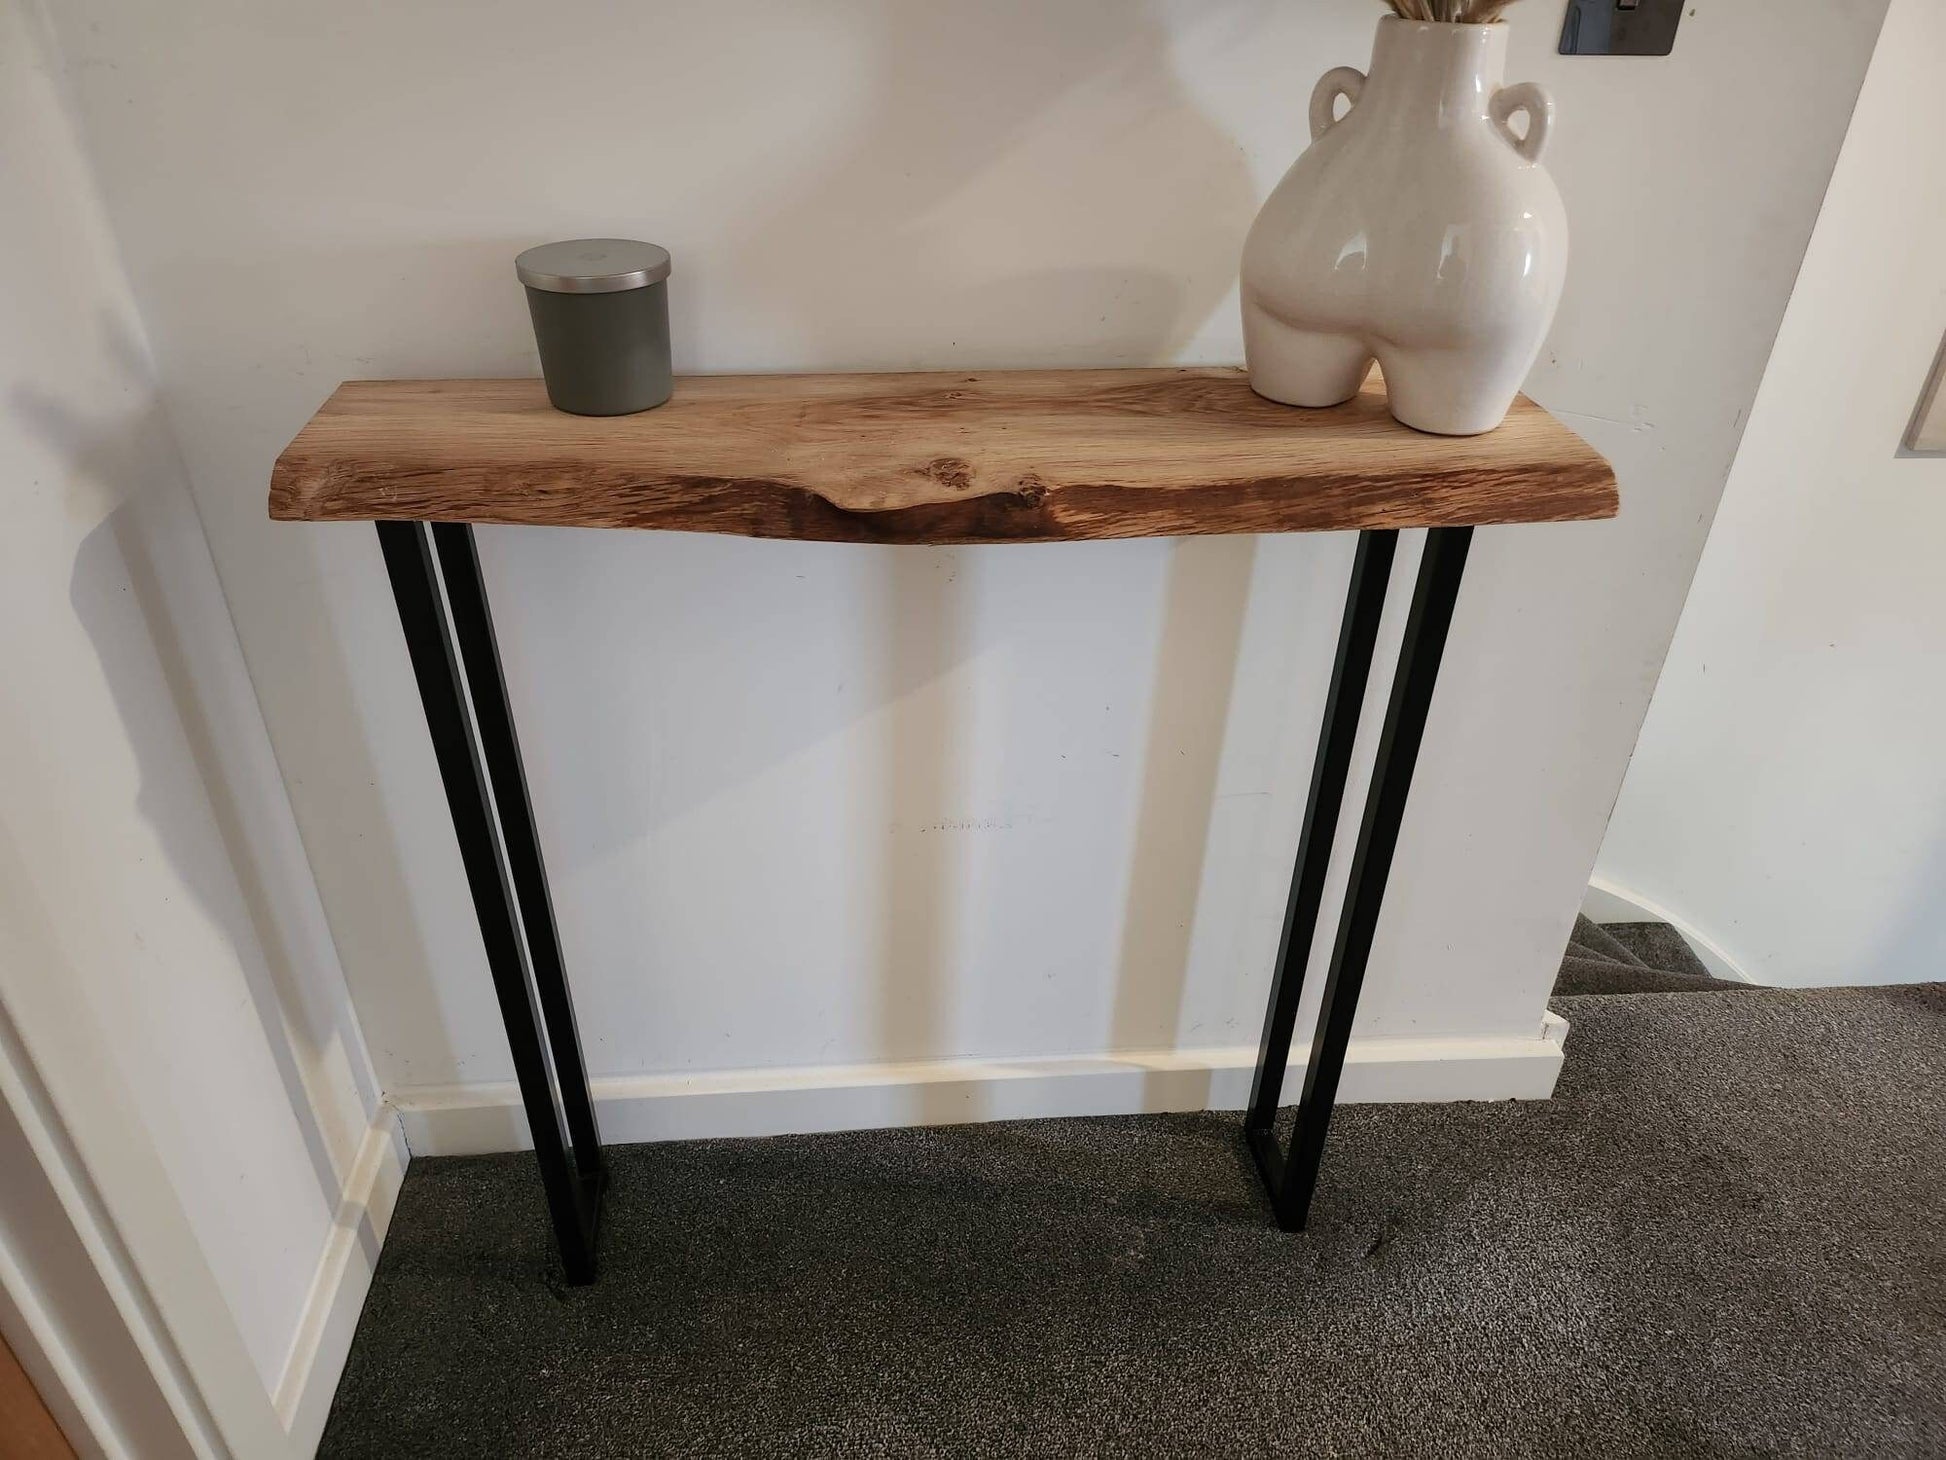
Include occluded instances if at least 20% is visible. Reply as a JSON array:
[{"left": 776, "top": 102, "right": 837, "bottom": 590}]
[
  {"left": 1595, "top": 0, "right": 1945, "bottom": 989},
  {"left": 37, "top": 0, "right": 1886, "bottom": 1129},
  {"left": 0, "top": 2, "right": 391, "bottom": 1451}
]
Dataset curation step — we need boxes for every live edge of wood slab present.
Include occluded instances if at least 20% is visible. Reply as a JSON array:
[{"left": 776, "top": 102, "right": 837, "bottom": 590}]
[{"left": 268, "top": 367, "right": 1617, "bottom": 544}]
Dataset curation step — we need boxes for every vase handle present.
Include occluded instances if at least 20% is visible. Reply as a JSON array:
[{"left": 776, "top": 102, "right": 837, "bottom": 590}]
[
  {"left": 1309, "top": 66, "right": 1366, "bottom": 143},
  {"left": 1490, "top": 82, "right": 1554, "bottom": 163}
]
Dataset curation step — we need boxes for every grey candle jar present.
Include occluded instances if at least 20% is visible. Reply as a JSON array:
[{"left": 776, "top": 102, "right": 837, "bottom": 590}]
[{"left": 516, "top": 239, "right": 673, "bottom": 416}]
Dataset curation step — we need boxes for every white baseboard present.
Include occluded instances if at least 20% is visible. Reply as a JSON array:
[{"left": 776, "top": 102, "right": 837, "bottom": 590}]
[
  {"left": 1580, "top": 876, "right": 1756, "bottom": 984},
  {"left": 392, "top": 1020, "right": 1570, "bottom": 1157},
  {"left": 271, "top": 1108, "right": 407, "bottom": 1455}
]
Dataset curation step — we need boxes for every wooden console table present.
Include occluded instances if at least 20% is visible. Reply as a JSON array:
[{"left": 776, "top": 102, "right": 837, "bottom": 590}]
[{"left": 272, "top": 367, "right": 1616, "bottom": 1283}]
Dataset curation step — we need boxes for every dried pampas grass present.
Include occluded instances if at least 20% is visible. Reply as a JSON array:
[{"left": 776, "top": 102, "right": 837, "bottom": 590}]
[{"left": 1382, "top": 0, "right": 1521, "bottom": 21}]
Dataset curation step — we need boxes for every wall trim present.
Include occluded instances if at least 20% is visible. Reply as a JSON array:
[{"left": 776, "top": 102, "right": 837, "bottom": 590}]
[
  {"left": 392, "top": 1022, "right": 1570, "bottom": 1156},
  {"left": 1581, "top": 876, "right": 1757, "bottom": 984},
  {"left": 0, "top": 1001, "right": 235, "bottom": 1459},
  {"left": 271, "top": 1107, "right": 407, "bottom": 1455},
  {"left": 0, "top": 1273, "right": 124, "bottom": 1460}
]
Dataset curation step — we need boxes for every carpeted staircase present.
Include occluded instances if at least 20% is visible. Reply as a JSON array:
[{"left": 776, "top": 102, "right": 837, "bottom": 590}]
[{"left": 1554, "top": 915, "right": 1752, "bottom": 996}]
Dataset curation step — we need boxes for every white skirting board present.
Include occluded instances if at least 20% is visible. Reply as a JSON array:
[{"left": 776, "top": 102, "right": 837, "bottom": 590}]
[
  {"left": 391, "top": 1019, "right": 1570, "bottom": 1157},
  {"left": 271, "top": 1109, "right": 407, "bottom": 1458}
]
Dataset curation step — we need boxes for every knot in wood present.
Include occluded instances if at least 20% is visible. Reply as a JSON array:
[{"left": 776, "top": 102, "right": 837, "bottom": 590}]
[{"left": 923, "top": 457, "right": 974, "bottom": 492}]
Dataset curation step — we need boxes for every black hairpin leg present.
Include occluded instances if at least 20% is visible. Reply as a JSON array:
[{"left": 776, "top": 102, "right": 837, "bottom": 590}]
[
  {"left": 378, "top": 521, "right": 606, "bottom": 1283},
  {"left": 1246, "top": 526, "right": 1473, "bottom": 1230}
]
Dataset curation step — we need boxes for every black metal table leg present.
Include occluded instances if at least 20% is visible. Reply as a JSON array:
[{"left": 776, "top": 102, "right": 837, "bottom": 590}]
[
  {"left": 378, "top": 521, "right": 606, "bottom": 1283},
  {"left": 1247, "top": 526, "right": 1473, "bottom": 1230},
  {"left": 1245, "top": 530, "right": 1396, "bottom": 1190},
  {"left": 430, "top": 524, "right": 607, "bottom": 1192}
]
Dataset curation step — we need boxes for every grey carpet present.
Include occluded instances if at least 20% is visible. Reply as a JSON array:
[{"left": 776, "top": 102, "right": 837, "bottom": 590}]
[
  {"left": 1555, "top": 915, "right": 1750, "bottom": 996},
  {"left": 1601, "top": 921, "right": 1714, "bottom": 980},
  {"left": 320, "top": 981, "right": 1945, "bottom": 1458}
]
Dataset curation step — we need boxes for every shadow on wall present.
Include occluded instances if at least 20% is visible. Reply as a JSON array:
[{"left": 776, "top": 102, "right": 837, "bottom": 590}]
[
  {"left": 21, "top": 0, "right": 1271, "bottom": 1113},
  {"left": 729, "top": 0, "right": 1257, "bottom": 370},
  {"left": 732, "top": 0, "right": 1263, "bottom": 1107},
  {"left": 1109, "top": 534, "right": 1258, "bottom": 1063},
  {"left": 33, "top": 314, "right": 475, "bottom": 1095},
  {"left": 879, "top": 545, "right": 970, "bottom": 1121},
  {"left": 483, "top": 0, "right": 1262, "bottom": 1107},
  {"left": 13, "top": 314, "right": 383, "bottom": 1215}
]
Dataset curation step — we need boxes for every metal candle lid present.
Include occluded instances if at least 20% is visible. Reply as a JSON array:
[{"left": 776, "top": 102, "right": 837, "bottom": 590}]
[{"left": 515, "top": 239, "right": 672, "bottom": 294}]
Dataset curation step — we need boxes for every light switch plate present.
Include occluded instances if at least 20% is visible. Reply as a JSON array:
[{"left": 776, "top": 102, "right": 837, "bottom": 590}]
[{"left": 1559, "top": 0, "right": 1685, "bottom": 56}]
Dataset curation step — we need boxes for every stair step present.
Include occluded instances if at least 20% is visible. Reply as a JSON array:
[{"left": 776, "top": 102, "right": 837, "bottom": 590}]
[
  {"left": 1555, "top": 957, "right": 1753, "bottom": 997},
  {"left": 1599, "top": 921, "right": 1716, "bottom": 981},
  {"left": 1555, "top": 916, "right": 1751, "bottom": 996},
  {"left": 1566, "top": 916, "right": 1649, "bottom": 969}
]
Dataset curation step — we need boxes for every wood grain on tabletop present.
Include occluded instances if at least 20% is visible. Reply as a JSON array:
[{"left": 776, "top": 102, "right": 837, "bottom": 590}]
[{"left": 270, "top": 367, "right": 1617, "bottom": 542}]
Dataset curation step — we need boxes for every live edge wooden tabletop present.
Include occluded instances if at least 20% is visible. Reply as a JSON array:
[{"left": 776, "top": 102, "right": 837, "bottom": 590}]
[{"left": 268, "top": 367, "right": 1616, "bottom": 544}]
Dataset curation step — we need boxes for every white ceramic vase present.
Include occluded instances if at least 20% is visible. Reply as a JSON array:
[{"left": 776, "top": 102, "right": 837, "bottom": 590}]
[{"left": 1240, "top": 17, "right": 1568, "bottom": 436}]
